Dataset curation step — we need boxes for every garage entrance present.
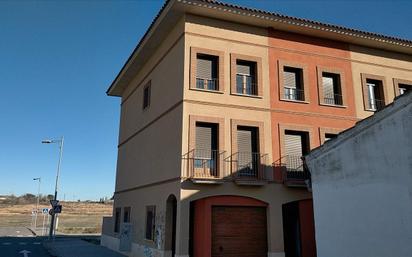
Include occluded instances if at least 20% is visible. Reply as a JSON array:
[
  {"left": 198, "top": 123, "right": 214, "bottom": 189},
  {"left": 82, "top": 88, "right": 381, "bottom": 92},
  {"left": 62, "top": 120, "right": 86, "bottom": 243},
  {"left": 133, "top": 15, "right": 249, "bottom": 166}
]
[
  {"left": 190, "top": 196, "right": 268, "bottom": 257},
  {"left": 212, "top": 206, "right": 267, "bottom": 257}
]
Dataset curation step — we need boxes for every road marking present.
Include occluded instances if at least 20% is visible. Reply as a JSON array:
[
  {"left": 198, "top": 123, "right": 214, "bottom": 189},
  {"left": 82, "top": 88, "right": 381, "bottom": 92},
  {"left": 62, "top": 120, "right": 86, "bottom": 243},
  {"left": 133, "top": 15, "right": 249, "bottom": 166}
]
[
  {"left": 17, "top": 235, "right": 23, "bottom": 237},
  {"left": 19, "top": 250, "right": 31, "bottom": 257},
  {"left": 16, "top": 231, "right": 20, "bottom": 233},
  {"left": 2, "top": 242, "right": 12, "bottom": 245},
  {"left": 33, "top": 242, "right": 41, "bottom": 245},
  {"left": 19, "top": 242, "right": 27, "bottom": 245}
]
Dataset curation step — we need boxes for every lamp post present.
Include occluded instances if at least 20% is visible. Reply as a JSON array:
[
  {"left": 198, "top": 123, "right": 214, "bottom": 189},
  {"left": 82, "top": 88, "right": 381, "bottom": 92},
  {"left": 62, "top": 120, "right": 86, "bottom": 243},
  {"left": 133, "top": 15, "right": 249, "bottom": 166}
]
[
  {"left": 33, "top": 177, "right": 41, "bottom": 230},
  {"left": 42, "top": 136, "right": 64, "bottom": 238}
]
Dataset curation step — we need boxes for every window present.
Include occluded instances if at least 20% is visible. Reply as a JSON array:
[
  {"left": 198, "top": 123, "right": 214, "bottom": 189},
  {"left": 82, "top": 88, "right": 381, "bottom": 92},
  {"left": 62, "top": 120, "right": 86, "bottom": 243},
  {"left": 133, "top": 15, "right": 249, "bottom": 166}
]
[
  {"left": 398, "top": 83, "right": 412, "bottom": 95},
  {"left": 123, "top": 207, "right": 131, "bottom": 223},
  {"left": 366, "top": 79, "right": 385, "bottom": 111},
  {"left": 145, "top": 206, "right": 156, "bottom": 241},
  {"left": 322, "top": 72, "right": 343, "bottom": 105},
  {"left": 190, "top": 47, "right": 224, "bottom": 92},
  {"left": 361, "top": 74, "right": 386, "bottom": 112},
  {"left": 324, "top": 133, "right": 337, "bottom": 142},
  {"left": 236, "top": 126, "right": 259, "bottom": 177},
  {"left": 283, "top": 67, "right": 304, "bottom": 101},
  {"left": 393, "top": 78, "right": 412, "bottom": 97},
  {"left": 143, "top": 82, "right": 151, "bottom": 109},
  {"left": 236, "top": 60, "right": 257, "bottom": 96},
  {"left": 231, "top": 54, "right": 262, "bottom": 97},
  {"left": 284, "top": 130, "right": 310, "bottom": 171},
  {"left": 196, "top": 54, "right": 218, "bottom": 91},
  {"left": 114, "top": 207, "right": 121, "bottom": 233},
  {"left": 194, "top": 122, "right": 218, "bottom": 175}
]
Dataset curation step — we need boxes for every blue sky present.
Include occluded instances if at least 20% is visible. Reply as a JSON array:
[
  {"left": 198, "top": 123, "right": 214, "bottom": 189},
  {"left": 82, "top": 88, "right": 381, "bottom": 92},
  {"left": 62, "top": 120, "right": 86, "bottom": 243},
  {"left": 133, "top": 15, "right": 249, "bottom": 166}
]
[{"left": 0, "top": 0, "right": 410, "bottom": 201}]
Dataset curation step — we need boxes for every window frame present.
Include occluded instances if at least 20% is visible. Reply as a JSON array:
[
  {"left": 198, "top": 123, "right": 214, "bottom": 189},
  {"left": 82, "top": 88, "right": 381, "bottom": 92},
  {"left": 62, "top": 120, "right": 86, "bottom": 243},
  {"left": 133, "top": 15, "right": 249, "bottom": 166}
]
[
  {"left": 190, "top": 47, "right": 225, "bottom": 93},
  {"left": 316, "top": 66, "right": 347, "bottom": 107},
  {"left": 145, "top": 205, "right": 156, "bottom": 241},
  {"left": 114, "top": 207, "right": 121, "bottom": 233},
  {"left": 361, "top": 73, "right": 387, "bottom": 112},
  {"left": 279, "top": 124, "right": 314, "bottom": 158},
  {"left": 393, "top": 78, "right": 412, "bottom": 97},
  {"left": 123, "top": 207, "right": 131, "bottom": 223},
  {"left": 319, "top": 127, "right": 342, "bottom": 144},
  {"left": 278, "top": 60, "right": 309, "bottom": 103},
  {"left": 142, "top": 81, "right": 151, "bottom": 110},
  {"left": 230, "top": 53, "right": 263, "bottom": 97}
]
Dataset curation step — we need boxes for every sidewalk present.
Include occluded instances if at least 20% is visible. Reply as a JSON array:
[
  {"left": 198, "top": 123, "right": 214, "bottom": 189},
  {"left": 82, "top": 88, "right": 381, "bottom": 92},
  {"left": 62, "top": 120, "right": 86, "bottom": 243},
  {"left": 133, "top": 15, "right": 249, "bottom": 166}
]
[{"left": 43, "top": 237, "right": 126, "bottom": 257}]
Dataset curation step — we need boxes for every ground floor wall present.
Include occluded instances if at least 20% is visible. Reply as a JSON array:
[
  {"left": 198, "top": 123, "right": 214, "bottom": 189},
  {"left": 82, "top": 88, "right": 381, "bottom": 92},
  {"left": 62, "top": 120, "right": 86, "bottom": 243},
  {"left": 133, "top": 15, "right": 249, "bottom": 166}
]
[{"left": 102, "top": 179, "right": 312, "bottom": 257}]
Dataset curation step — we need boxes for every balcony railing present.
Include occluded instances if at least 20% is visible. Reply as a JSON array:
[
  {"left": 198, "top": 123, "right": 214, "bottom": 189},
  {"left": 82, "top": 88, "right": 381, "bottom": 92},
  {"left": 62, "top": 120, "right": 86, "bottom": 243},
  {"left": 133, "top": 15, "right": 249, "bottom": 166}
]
[
  {"left": 368, "top": 98, "right": 385, "bottom": 111},
  {"left": 284, "top": 87, "right": 305, "bottom": 101},
  {"left": 196, "top": 78, "right": 218, "bottom": 91},
  {"left": 236, "top": 74, "right": 258, "bottom": 96},
  {"left": 227, "top": 152, "right": 267, "bottom": 180},
  {"left": 323, "top": 93, "right": 343, "bottom": 105},
  {"left": 274, "top": 155, "right": 310, "bottom": 187},
  {"left": 186, "top": 149, "right": 225, "bottom": 179}
]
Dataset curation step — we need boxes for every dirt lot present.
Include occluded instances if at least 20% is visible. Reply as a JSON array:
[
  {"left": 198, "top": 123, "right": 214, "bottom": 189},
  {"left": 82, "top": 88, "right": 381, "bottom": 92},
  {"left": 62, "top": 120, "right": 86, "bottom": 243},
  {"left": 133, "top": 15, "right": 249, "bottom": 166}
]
[{"left": 0, "top": 202, "right": 113, "bottom": 234}]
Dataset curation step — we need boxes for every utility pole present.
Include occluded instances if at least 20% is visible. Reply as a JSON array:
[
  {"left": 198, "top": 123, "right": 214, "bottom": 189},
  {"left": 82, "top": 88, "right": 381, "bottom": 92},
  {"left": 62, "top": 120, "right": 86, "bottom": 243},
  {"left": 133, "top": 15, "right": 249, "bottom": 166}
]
[
  {"left": 42, "top": 136, "right": 64, "bottom": 239},
  {"left": 33, "top": 177, "right": 41, "bottom": 230}
]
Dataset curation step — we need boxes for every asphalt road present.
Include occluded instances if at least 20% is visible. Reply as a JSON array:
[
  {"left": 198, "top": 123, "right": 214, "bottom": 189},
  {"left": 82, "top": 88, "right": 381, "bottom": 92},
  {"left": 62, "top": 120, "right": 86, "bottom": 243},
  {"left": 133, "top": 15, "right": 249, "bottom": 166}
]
[{"left": 0, "top": 227, "right": 50, "bottom": 257}]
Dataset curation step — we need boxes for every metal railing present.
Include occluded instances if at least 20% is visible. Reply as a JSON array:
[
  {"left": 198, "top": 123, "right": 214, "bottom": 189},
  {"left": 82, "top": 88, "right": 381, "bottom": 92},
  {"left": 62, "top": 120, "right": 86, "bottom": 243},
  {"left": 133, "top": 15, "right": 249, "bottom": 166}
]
[
  {"left": 368, "top": 98, "right": 385, "bottom": 111},
  {"left": 196, "top": 78, "right": 218, "bottom": 91},
  {"left": 284, "top": 87, "right": 305, "bottom": 101},
  {"left": 186, "top": 149, "right": 224, "bottom": 179},
  {"left": 236, "top": 74, "right": 258, "bottom": 96},
  {"left": 273, "top": 155, "right": 310, "bottom": 186},
  {"left": 323, "top": 93, "right": 343, "bottom": 105},
  {"left": 228, "top": 152, "right": 267, "bottom": 180}
]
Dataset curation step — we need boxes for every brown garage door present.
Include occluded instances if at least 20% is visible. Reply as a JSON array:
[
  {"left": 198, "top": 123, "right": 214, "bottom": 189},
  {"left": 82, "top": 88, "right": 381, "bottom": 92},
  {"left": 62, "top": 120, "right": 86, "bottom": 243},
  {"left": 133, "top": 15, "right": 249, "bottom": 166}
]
[{"left": 212, "top": 206, "right": 267, "bottom": 257}]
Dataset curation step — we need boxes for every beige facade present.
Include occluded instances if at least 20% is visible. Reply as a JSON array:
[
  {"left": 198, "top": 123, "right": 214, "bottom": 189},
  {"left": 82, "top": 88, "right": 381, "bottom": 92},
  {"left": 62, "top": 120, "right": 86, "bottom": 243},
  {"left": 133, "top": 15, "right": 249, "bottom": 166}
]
[{"left": 102, "top": 1, "right": 412, "bottom": 257}]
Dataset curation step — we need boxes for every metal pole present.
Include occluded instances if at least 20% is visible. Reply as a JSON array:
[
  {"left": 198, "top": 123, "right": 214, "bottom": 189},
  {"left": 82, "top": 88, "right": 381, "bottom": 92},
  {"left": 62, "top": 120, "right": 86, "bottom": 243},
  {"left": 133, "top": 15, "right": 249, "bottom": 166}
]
[
  {"left": 34, "top": 178, "right": 41, "bottom": 230},
  {"left": 49, "top": 136, "right": 64, "bottom": 238}
]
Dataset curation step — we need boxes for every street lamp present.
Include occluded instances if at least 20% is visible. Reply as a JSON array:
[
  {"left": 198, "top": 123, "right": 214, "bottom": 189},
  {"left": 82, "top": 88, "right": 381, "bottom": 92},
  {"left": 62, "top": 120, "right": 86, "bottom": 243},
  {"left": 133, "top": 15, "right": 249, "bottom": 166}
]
[
  {"left": 33, "top": 177, "right": 41, "bottom": 230},
  {"left": 42, "top": 136, "right": 64, "bottom": 238}
]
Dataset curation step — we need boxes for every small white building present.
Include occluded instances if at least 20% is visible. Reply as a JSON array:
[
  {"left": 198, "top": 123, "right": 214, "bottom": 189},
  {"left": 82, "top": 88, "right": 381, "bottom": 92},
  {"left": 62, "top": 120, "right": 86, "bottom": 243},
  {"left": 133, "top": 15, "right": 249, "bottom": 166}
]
[{"left": 305, "top": 92, "right": 412, "bottom": 257}]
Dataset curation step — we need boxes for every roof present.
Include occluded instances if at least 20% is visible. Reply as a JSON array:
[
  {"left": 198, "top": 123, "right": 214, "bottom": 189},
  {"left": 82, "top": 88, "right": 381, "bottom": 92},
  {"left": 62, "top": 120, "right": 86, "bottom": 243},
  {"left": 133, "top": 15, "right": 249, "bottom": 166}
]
[
  {"left": 107, "top": 0, "right": 412, "bottom": 96},
  {"left": 305, "top": 91, "right": 412, "bottom": 162}
]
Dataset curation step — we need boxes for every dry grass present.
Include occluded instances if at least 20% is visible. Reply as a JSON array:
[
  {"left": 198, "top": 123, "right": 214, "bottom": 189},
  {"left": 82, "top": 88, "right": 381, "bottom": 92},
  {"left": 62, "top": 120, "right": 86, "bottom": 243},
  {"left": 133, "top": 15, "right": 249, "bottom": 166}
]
[{"left": 0, "top": 202, "right": 113, "bottom": 234}]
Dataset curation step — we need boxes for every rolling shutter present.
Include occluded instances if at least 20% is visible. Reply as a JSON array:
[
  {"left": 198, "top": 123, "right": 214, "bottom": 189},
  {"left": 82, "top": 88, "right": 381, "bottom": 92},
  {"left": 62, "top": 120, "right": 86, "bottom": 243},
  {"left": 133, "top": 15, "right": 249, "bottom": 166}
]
[
  {"left": 322, "top": 75, "right": 334, "bottom": 97},
  {"left": 196, "top": 124, "right": 214, "bottom": 159},
  {"left": 237, "top": 129, "right": 253, "bottom": 153},
  {"left": 284, "top": 133, "right": 303, "bottom": 157},
  {"left": 284, "top": 70, "right": 297, "bottom": 89},
  {"left": 197, "top": 57, "right": 213, "bottom": 80},
  {"left": 237, "top": 63, "right": 251, "bottom": 76}
]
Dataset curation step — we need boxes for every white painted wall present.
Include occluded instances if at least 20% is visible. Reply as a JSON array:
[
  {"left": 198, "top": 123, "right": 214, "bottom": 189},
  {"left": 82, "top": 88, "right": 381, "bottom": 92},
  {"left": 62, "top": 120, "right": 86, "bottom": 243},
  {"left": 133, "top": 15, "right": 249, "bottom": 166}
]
[{"left": 306, "top": 93, "right": 412, "bottom": 257}]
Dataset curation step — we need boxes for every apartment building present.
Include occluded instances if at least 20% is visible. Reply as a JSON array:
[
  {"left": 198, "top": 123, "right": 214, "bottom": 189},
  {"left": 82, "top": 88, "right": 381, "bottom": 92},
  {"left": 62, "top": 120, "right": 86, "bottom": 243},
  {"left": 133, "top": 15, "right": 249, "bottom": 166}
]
[{"left": 101, "top": 1, "right": 412, "bottom": 257}]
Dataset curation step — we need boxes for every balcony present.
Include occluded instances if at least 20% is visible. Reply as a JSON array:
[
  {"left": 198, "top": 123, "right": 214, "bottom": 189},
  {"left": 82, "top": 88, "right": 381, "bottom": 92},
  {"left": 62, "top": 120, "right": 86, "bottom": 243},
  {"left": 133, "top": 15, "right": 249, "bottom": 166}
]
[
  {"left": 368, "top": 98, "right": 385, "bottom": 111},
  {"left": 284, "top": 87, "right": 305, "bottom": 101},
  {"left": 274, "top": 155, "right": 310, "bottom": 188},
  {"left": 196, "top": 78, "right": 218, "bottom": 91},
  {"left": 185, "top": 149, "right": 225, "bottom": 184},
  {"left": 236, "top": 74, "right": 258, "bottom": 96},
  {"left": 227, "top": 152, "right": 268, "bottom": 185},
  {"left": 323, "top": 93, "right": 343, "bottom": 106}
]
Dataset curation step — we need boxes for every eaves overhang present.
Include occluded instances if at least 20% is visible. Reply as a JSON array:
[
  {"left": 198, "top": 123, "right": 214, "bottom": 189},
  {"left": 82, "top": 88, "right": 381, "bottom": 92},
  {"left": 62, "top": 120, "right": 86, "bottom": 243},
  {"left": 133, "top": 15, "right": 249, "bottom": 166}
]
[{"left": 107, "top": 0, "right": 412, "bottom": 97}]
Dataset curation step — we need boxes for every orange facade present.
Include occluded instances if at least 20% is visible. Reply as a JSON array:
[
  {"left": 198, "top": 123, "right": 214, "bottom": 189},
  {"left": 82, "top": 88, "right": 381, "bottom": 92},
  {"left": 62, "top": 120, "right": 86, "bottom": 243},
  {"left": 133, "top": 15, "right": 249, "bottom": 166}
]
[{"left": 269, "top": 29, "right": 358, "bottom": 179}]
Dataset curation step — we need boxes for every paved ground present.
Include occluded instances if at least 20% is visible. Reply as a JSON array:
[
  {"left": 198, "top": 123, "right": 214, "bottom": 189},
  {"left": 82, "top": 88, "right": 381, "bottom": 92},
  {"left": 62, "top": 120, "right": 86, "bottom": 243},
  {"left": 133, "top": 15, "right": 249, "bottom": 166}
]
[
  {"left": 0, "top": 227, "right": 50, "bottom": 257},
  {"left": 43, "top": 237, "right": 125, "bottom": 257}
]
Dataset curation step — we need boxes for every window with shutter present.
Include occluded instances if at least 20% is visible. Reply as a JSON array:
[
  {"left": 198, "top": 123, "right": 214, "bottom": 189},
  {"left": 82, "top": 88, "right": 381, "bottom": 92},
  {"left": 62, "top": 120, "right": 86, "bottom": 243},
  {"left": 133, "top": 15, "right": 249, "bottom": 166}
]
[
  {"left": 145, "top": 206, "right": 156, "bottom": 241},
  {"left": 284, "top": 131, "right": 309, "bottom": 171},
  {"left": 237, "top": 126, "right": 258, "bottom": 176},
  {"left": 236, "top": 60, "right": 257, "bottom": 95},
  {"left": 399, "top": 83, "right": 412, "bottom": 95},
  {"left": 194, "top": 123, "right": 217, "bottom": 169},
  {"left": 196, "top": 54, "right": 218, "bottom": 90},
  {"left": 322, "top": 72, "right": 342, "bottom": 105},
  {"left": 283, "top": 67, "right": 304, "bottom": 101}
]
